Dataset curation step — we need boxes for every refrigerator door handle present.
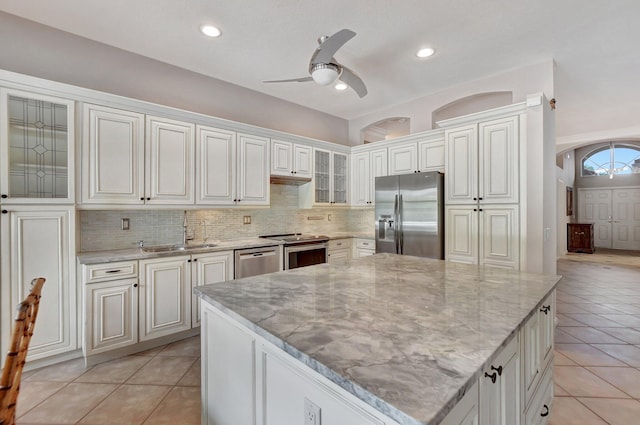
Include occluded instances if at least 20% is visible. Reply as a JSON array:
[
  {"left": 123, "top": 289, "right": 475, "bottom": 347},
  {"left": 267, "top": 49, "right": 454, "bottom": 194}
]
[
  {"left": 394, "top": 194, "right": 400, "bottom": 254},
  {"left": 398, "top": 194, "right": 404, "bottom": 254}
]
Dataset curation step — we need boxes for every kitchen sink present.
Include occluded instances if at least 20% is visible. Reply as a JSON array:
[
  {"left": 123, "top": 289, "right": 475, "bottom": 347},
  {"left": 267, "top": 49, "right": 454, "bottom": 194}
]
[{"left": 142, "top": 243, "right": 217, "bottom": 253}]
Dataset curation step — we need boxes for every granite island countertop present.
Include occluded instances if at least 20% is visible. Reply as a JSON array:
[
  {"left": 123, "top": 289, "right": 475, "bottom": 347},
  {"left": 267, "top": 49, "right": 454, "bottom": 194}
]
[{"left": 194, "top": 253, "right": 561, "bottom": 425}]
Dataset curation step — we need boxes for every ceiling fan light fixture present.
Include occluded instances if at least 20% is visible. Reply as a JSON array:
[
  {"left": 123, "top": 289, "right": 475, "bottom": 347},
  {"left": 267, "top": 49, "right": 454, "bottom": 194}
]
[
  {"left": 310, "top": 63, "right": 339, "bottom": 85},
  {"left": 334, "top": 82, "right": 348, "bottom": 91},
  {"left": 200, "top": 24, "right": 221, "bottom": 38},
  {"left": 416, "top": 47, "right": 435, "bottom": 58}
]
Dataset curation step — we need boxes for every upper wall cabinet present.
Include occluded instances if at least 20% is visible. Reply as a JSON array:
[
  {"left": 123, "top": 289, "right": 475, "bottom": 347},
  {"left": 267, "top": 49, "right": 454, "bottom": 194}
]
[
  {"left": 81, "top": 104, "right": 195, "bottom": 205},
  {"left": 196, "top": 125, "right": 269, "bottom": 206},
  {"left": 270, "top": 139, "right": 312, "bottom": 179},
  {"left": 445, "top": 116, "right": 519, "bottom": 204},
  {"left": 0, "top": 89, "right": 75, "bottom": 204},
  {"left": 351, "top": 148, "right": 387, "bottom": 206},
  {"left": 388, "top": 136, "right": 445, "bottom": 176}
]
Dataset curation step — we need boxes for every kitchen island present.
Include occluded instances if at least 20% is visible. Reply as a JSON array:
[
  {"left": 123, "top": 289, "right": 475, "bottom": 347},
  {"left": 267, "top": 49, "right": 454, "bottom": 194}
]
[{"left": 194, "top": 254, "right": 561, "bottom": 425}]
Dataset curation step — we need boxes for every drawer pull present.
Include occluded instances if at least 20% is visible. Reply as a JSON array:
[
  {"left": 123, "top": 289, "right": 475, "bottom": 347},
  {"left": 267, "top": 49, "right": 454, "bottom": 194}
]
[
  {"left": 336, "top": 242, "right": 342, "bottom": 246},
  {"left": 491, "top": 365, "right": 503, "bottom": 376},
  {"left": 105, "top": 269, "right": 121, "bottom": 274},
  {"left": 484, "top": 371, "right": 497, "bottom": 384},
  {"left": 540, "top": 404, "right": 549, "bottom": 417}
]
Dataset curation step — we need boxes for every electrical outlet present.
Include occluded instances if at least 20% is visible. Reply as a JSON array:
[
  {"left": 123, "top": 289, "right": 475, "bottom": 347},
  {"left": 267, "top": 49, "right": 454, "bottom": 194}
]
[
  {"left": 243, "top": 216, "right": 251, "bottom": 224},
  {"left": 304, "top": 398, "right": 321, "bottom": 425},
  {"left": 121, "top": 218, "right": 130, "bottom": 231},
  {"left": 327, "top": 214, "right": 332, "bottom": 222}
]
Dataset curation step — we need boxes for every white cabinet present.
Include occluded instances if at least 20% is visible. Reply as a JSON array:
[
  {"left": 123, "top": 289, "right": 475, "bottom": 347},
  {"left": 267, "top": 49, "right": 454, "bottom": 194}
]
[
  {"left": 388, "top": 136, "right": 445, "bottom": 176},
  {"left": 196, "top": 125, "right": 269, "bottom": 206},
  {"left": 145, "top": 115, "right": 195, "bottom": 204},
  {"left": 522, "top": 291, "right": 555, "bottom": 409},
  {"left": 83, "top": 261, "right": 138, "bottom": 356},
  {"left": 353, "top": 238, "right": 375, "bottom": 258},
  {"left": 271, "top": 139, "right": 312, "bottom": 179},
  {"left": 446, "top": 117, "right": 519, "bottom": 205},
  {"left": 0, "top": 206, "right": 76, "bottom": 361},
  {"left": 82, "top": 104, "right": 195, "bottom": 205},
  {"left": 0, "top": 89, "right": 75, "bottom": 204},
  {"left": 351, "top": 148, "right": 387, "bottom": 206},
  {"left": 441, "top": 381, "right": 479, "bottom": 425},
  {"left": 302, "top": 148, "right": 348, "bottom": 206},
  {"left": 139, "top": 256, "right": 191, "bottom": 341},
  {"left": 479, "top": 335, "right": 520, "bottom": 425},
  {"left": 191, "top": 251, "right": 233, "bottom": 327},
  {"left": 328, "top": 238, "right": 351, "bottom": 264}
]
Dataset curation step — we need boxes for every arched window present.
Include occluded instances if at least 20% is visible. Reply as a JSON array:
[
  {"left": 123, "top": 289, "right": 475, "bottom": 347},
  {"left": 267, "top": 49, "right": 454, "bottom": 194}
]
[{"left": 581, "top": 143, "right": 640, "bottom": 177}]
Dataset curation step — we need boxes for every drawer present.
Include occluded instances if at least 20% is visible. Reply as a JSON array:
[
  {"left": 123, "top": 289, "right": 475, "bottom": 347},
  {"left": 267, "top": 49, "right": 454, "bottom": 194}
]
[
  {"left": 83, "top": 260, "right": 138, "bottom": 283},
  {"left": 329, "top": 238, "right": 351, "bottom": 250},
  {"left": 355, "top": 239, "right": 374, "bottom": 249},
  {"left": 524, "top": 362, "right": 553, "bottom": 425}
]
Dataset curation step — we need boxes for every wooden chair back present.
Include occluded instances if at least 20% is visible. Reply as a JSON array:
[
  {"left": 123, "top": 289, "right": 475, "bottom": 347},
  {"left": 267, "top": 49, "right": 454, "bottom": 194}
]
[{"left": 0, "top": 277, "right": 46, "bottom": 425}]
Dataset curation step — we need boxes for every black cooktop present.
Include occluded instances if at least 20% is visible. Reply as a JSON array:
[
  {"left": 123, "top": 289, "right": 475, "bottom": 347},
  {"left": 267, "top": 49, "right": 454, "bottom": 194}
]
[{"left": 260, "top": 233, "right": 329, "bottom": 243}]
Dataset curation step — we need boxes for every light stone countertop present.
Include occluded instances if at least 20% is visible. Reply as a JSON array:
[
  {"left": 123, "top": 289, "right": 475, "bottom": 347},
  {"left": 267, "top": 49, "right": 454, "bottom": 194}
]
[
  {"left": 194, "top": 253, "right": 561, "bottom": 425},
  {"left": 76, "top": 237, "right": 284, "bottom": 265}
]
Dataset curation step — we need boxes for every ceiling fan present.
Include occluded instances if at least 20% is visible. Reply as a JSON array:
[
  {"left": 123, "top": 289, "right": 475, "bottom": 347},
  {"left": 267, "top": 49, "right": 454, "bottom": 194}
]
[{"left": 263, "top": 29, "right": 368, "bottom": 98}]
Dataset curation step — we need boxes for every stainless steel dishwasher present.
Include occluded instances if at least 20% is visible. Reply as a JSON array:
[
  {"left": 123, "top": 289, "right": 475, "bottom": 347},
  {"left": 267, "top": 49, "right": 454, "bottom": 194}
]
[{"left": 234, "top": 245, "right": 281, "bottom": 278}]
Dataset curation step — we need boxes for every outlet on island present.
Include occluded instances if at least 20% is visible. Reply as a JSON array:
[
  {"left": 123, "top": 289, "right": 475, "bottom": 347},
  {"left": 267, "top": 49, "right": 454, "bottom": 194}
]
[
  {"left": 243, "top": 216, "right": 251, "bottom": 224},
  {"left": 304, "top": 397, "right": 321, "bottom": 425}
]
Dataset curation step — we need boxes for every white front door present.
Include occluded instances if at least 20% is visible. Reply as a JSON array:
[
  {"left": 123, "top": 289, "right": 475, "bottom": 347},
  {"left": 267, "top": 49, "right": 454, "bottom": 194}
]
[{"left": 579, "top": 187, "right": 640, "bottom": 250}]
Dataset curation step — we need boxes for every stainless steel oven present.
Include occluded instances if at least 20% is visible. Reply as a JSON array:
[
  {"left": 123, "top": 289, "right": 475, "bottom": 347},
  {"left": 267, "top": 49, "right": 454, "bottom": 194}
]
[{"left": 260, "top": 234, "right": 329, "bottom": 270}]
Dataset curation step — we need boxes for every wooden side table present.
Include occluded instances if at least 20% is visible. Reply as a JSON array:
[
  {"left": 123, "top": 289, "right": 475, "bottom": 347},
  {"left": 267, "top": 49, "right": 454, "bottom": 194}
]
[{"left": 567, "top": 223, "right": 595, "bottom": 253}]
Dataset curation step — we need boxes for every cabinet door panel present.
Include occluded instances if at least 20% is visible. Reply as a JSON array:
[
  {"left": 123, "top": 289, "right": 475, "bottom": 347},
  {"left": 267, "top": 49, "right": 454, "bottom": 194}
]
[
  {"left": 446, "top": 125, "right": 477, "bottom": 203},
  {"left": 293, "top": 144, "right": 313, "bottom": 178},
  {"left": 85, "top": 279, "right": 138, "bottom": 355},
  {"left": 479, "top": 116, "right": 518, "bottom": 203},
  {"left": 139, "top": 257, "right": 190, "bottom": 341},
  {"left": 351, "top": 152, "right": 370, "bottom": 205},
  {"left": 539, "top": 292, "right": 555, "bottom": 370},
  {"left": 83, "top": 104, "right": 145, "bottom": 204},
  {"left": 271, "top": 139, "right": 292, "bottom": 176},
  {"left": 0, "top": 206, "right": 76, "bottom": 360},
  {"left": 146, "top": 116, "right": 195, "bottom": 204},
  {"left": 333, "top": 153, "right": 348, "bottom": 204},
  {"left": 418, "top": 139, "right": 445, "bottom": 172},
  {"left": 479, "top": 205, "right": 519, "bottom": 269},
  {"left": 445, "top": 207, "right": 478, "bottom": 264},
  {"left": 480, "top": 336, "right": 520, "bottom": 425},
  {"left": 192, "top": 252, "right": 233, "bottom": 327},
  {"left": 196, "top": 126, "right": 236, "bottom": 204},
  {"left": 388, "top": 143, "right": 417, "bottom": 175},
  {"left": 237, "top": 133, "right": 269, "bottom": 205},
  {"left": 522, "top": 310, "right": 541, "bottom": 405}
]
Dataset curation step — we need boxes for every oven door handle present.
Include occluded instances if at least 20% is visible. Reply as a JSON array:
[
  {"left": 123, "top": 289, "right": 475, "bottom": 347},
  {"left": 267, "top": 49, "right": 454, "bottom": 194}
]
[{"left": 284, "top": 242, "right": 328, "bottom": 253}]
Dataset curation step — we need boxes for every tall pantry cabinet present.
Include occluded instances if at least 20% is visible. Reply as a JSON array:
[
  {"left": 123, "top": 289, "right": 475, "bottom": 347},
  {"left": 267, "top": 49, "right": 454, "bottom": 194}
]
[
  {"left": 442, "top": 109, "right": 522, "bottom": 269},
  {"left": 0, "top": 88, "right": 77, "bottom": 361}
]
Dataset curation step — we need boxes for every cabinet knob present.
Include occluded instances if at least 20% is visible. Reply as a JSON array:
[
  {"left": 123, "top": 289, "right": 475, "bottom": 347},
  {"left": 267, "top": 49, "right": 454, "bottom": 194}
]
[
  {"left": 140, "top": 197, "right": 145, "bottom": 201},
  {"left": 491, "top": 365, "right": 503, "bottom": 376},
  {"left": 1, "top": 210, "right": 7, "bottom": 214},
  {"left": 133, "top": 283, "right": 138, "bottom": 288},
  {"left": 540, "top": 404, "right": 549, "bottom": 417},
  {"left": 193, "top": 258, "right": 198, "bottom": 262},
  {"left": 484, "top": 371, "right": 497, "bottom": 384},
  {"left": 540, "top": 305, "right": 551, "bottom": 315},
  {"left": 478, "top": 208, "right": 483, "bottom": 212},
  {"left": 146, "top": 197, "right": 151, "bottom": 201},
  {"left": 473, "top": 208, "right": 478, "bottom": 212},
  {"left": 473, "top": 197, "right": 477, "bottom": 201},
  {"left": 478, "top": 197, "right": 483, "bottom": 201},
  {"left": 188, "top": 259, "right": 192, "bottom": 263},
  {"left": 1, "top": 194, "right": 7, "bottom": 198}
]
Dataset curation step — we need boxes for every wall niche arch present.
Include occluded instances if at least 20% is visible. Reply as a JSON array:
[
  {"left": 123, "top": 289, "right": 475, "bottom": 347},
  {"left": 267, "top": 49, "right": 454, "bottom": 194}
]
[
  {"left": 360, "top": 117, "right": 410, "bottom": 144},
  {"left": 432, "top": 92, "right": 513, "bottom": 127}
]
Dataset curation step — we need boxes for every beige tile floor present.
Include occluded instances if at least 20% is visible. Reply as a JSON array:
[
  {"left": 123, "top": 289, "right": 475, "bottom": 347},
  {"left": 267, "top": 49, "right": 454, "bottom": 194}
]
[
  {"left": 14, "top": 249, "right": 640, "bottom": 424},
  {"left": 16, "top": 336, "right": 201, "bottom": 425},
  {"left": 550, "top": 249, "right": 640, "bottom": 425}
]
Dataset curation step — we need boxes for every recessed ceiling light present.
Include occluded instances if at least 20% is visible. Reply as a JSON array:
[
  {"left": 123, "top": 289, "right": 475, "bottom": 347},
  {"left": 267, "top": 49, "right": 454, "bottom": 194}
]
[
  {"left": 200, "top": 25, "right": 221, "bottom": 38},
  {"left": 334, "top": 82, "right": 348, "bottom": 91},
  {"left": 415, "top": 47, "right": 435, "bottom": 58}
]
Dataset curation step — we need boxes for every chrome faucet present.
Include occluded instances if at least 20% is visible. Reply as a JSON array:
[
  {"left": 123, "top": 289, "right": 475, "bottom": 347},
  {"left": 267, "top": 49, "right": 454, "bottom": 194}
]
[{"left": 182, "top": 211, "right": 193, "bottom": 245}]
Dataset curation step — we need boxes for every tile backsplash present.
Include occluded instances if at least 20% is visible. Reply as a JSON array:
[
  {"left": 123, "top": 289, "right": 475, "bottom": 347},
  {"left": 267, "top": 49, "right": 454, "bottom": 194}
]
[{"left": 79, "top": 184, "right": 374, "bottom": 251}]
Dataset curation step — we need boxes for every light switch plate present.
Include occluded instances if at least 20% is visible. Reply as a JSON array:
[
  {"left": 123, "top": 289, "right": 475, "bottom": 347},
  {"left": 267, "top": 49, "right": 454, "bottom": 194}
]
[{"left": 121, "top": 218, "right": 130, "bottom": 230}]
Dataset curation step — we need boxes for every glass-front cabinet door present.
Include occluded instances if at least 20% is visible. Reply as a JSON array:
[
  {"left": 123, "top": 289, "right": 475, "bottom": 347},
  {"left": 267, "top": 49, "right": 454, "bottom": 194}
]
[
  {"left": 314, "top": 149, "right": 331, "bottom": 204},
  {"left": 333, "top": 153, "right": 348, "bottom": 204},
  {"left": 0, "top": 89, "right": 75, "bottom": 204}
]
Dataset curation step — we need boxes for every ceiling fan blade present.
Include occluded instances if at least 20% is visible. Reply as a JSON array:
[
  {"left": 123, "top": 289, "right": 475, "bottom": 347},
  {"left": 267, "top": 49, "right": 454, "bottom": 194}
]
[
  {"left": 311, "top": 29, "right": 356, "bottom": 65},
  {"left": 339, "top": 66, "right": 368, "bottom": 98},
  {"left": 263, "top": 77, "right": 314, "bottom": 83}
]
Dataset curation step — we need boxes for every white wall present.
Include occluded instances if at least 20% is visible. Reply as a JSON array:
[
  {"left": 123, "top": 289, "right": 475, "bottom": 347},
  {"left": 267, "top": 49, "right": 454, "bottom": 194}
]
[
  {"left": 348, "top": 61, "right": 554, "bottom": 145},
  {"left": 0, "top": 11, "right": 349, "bottom": 145}
]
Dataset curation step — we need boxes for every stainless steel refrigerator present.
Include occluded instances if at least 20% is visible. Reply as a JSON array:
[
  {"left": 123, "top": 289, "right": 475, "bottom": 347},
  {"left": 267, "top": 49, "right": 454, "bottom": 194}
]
[{"left": 375, "top": 171, "right": 444, "bottom": 259}]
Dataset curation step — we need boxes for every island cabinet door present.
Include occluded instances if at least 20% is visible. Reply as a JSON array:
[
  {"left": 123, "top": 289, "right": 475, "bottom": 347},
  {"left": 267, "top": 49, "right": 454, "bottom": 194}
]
[
  {"left": 479, "top": 335, "right": 520, "bottom": 425},
  {"left": 522, "top": 308, "right": 542, "bottom": 406},
  {"left": 191, "top": 251, "right": 233, "bottom": 327},
  {"left": 139, "top": 256, "right": 191, "bottom": 341},
  {"left": 201, "top": 304, "right": 256, "bottom": 425},
  {"left": 440, "top": 381, "right": 479, "bottom": 425}
]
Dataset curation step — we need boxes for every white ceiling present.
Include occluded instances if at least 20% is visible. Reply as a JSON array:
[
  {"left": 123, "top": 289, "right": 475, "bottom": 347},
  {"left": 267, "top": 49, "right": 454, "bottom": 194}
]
[{"left": 1, "top": 0, "right": 639, "bottom": 140}]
